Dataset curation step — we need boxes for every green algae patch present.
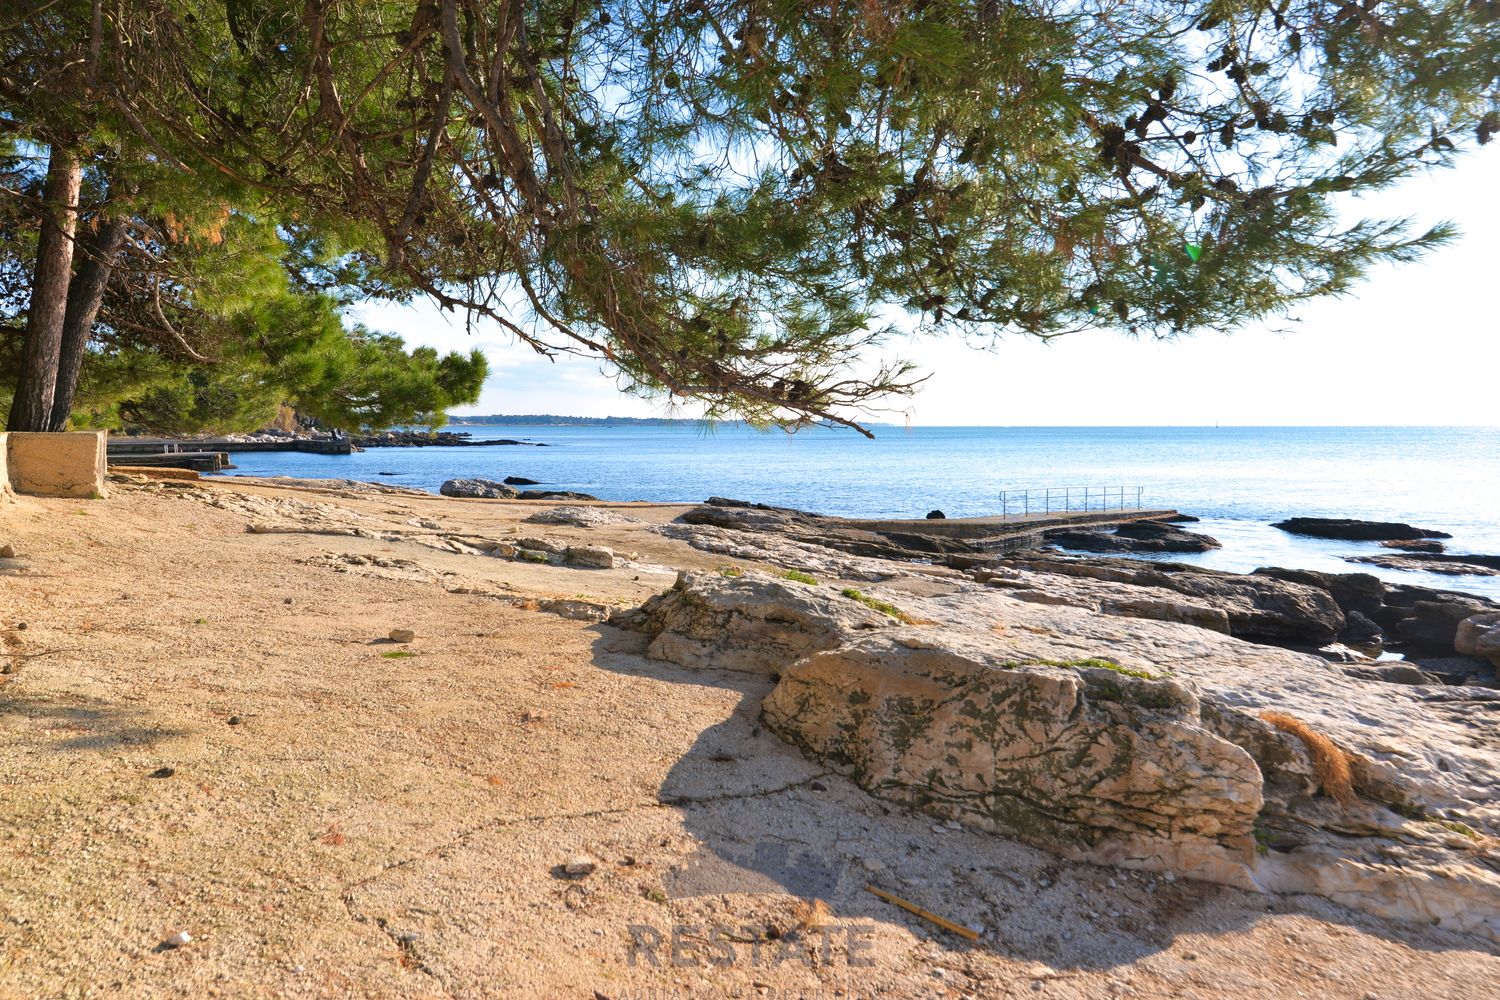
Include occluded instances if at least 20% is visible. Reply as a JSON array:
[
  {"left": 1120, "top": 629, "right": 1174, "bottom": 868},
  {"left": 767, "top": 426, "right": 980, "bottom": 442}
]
[{"left": 841, "top": 588, "right": 919, "bottom": 624}]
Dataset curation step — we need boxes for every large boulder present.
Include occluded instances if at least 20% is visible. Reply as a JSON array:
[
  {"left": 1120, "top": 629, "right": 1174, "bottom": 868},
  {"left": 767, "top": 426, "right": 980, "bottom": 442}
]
[
  {"left": 1252, "top": 567, "right": 1386, "bottom": 620},
  {"left": 1272, "top": 517, "right": 1451, "bottom": 541},
  {"left": 623, "top": 571, "right": 893, "bottom": 673},
  {"left": 1385, "top": 590, "right": 1497, "bottom": 652},
  {"left": 625, "top": 573, "right": 1500, "bottom": 940},
  {"left": 439, "top": 478, "right": 518, "bottom": 499},
  {"left": 1456, "top": 612, "right": 1500, "bottom": 668},
  {"left": 763, "top": 632, "right": 1264, "bottom": 874}
]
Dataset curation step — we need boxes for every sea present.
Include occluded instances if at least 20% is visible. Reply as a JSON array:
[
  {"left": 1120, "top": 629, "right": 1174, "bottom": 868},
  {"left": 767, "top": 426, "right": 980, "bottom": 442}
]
[{"left": 213, "top": 424, "right": 1500, "bottom": 600}]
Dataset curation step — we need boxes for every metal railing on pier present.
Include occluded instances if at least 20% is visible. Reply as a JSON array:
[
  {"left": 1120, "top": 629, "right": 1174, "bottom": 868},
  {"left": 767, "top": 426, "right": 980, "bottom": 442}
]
[{"left": 998, "top": 486, "right": 1143, "bottom": 519}]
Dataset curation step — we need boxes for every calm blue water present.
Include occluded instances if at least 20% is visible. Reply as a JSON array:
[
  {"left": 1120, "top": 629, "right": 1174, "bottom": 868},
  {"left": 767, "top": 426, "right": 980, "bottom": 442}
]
[{"left": 215, "top": 424, "right": 1500, "bottom": 598}]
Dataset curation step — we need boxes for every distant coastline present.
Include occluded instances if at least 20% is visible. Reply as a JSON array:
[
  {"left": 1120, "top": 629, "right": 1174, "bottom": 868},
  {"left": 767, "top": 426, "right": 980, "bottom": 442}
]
[
  {"left": 447, "top": 413, "right": 899, "bottom": 428},
  {"left": 448, "top": 414, "right": 705, "bottom": 427}
]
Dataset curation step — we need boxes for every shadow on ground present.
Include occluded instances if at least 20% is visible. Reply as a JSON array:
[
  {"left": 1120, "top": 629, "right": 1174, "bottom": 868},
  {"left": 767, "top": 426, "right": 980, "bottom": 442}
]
[{"left": 0, "top": 692, "right": 189, "bottom": 752}]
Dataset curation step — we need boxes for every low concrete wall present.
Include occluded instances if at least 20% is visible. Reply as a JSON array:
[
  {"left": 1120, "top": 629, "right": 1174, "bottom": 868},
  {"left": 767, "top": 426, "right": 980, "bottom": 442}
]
[{"left": 6, "top": 430, "right": 107, "bottom": 498}]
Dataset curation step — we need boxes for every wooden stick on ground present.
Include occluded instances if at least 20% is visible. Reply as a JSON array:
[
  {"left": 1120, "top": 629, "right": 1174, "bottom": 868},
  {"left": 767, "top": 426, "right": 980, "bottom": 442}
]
[{"left": 865, "top": 884, "right": 980, "bottom": 940}]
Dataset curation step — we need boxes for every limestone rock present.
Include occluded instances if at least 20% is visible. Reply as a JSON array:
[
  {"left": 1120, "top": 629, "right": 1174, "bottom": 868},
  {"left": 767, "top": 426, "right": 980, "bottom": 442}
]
[
  {"left": 1101, "top": 597, "right": 1231, "bottom": 634},
  {"left": 762, "top": 632, "right": 1264, "bottom": 877},
  {"left": 517, "top": 490, "right": 600, "bottom": 501},
  {"left": 1456, "top": 612, "right": 1500, "bottom": 668},
  {"left": 388, "top": 628, "right": 416, "bottom": 644},
  {"left": 524, "top": 506, "right": 634, "bottom": 527},
  {"left": 439, "top": 478, "right": 518, "bottom": 499},
  {"left": 1009, "top": 555, "right": 1345, "bottom": 644},
  {"left": 626, "top": 573, "right": 1500, "bottom": 941},
  {"left": 630, "top": 571, "right": 893, "bottom": 673},
  {"left": 564, "top": 545, "right": 616, "bottom": 569}
]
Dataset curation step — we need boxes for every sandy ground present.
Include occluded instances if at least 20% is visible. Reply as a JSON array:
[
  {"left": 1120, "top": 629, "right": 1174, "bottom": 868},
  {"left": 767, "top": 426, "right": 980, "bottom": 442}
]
[{"left": 1, "top": 476, "right": 1496, "bottom": 999}]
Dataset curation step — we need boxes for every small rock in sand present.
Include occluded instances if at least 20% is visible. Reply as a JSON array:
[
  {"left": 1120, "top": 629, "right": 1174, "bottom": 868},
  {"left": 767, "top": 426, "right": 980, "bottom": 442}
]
[
  {"left": 0, "top": 544, "right": 16, "bottom": 559},
  {"left": 563, "top": 855, "right": 597, "bottom": 877},
  {"left": 160, "top": 930, "right": 192, "bottom": 949},
  {"left": 388, "top": 629, "right": 416, "bottom": 643}
]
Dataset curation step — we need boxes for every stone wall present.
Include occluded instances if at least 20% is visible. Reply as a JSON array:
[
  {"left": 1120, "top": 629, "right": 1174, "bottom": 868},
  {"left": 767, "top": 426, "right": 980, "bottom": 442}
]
[{"left": 5, "top": 431, "right": 107, "bottom": 498}]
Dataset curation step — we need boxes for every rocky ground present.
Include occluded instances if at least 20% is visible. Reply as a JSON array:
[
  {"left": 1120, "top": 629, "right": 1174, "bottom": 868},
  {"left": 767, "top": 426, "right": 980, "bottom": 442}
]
[{"left": 0, "top": 476, "right": 1497, "bottom": 999}]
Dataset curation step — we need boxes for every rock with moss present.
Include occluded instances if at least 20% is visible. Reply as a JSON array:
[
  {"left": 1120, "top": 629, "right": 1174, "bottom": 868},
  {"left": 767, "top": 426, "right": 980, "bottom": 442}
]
[
  {"left": 762, "top": 632, "right": 1264, "bottom": 876},
  {"left": 624, "top": 571, "right": 1500, "bottom": 942}
]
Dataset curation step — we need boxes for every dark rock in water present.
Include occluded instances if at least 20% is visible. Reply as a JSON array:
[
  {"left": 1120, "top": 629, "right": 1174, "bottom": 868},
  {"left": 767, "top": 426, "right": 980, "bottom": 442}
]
[
  {"left": 1046, "top": 521, "right": 1221, "bottom": 553},
  {"left": 1381, "top": 539, "right": 1445, "bottom": 553},
  {"left": 356, "top": 430, "right": 541, "bottom": 448},
  {"left": 517, "top": 490, "right": 599, "bottom": 501},
  {"left": 439, "top": 478, "right": 518, "bottom": 499},
  {"left": 377, "top": 471, "right": 399, "bottom": 476},
  {"left": 925, "top": 509, "right": 947, "bottom": 520},
  {"left": 1160, "top": 513, "right": 1201, "bottom": 523},
  {"left": 1005, "top": 554, "right": 1345, "bottom": 644},
  {"left": 1347, "top": 553, "right": 1500, "bottom": 576},
  {"left": 1116, "top": 521, "right": 1221, "bottom": 546},
  {"left": 504, "top": 476, "right": 542, "bottom": 485},
  {"left": 703, "top": 496, "right": 824, "bottom": 515},
  {"left": 1271, "top": 517, "right": 1451, "bottom": 541}
]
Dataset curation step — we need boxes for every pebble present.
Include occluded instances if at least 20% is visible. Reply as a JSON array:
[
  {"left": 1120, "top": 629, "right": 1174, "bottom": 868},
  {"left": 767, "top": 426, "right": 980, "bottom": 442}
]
[
  {"left": 388, "top": 629, "right": 416, "bottom": 643},
  {"left": 563, "top": 855, "right": 597, "bottom": 877},
  {"left": 227, "top": 716, "right": 242, "bottom": 726},
  {"left": 160, "top": 930, "right": 192, "bottom": 949},
  {"left": 148, "top": 767, "right": 176, "bottom": 779},
  {"left": 0, "top": 544, "right": 16, "bottom": 559}
]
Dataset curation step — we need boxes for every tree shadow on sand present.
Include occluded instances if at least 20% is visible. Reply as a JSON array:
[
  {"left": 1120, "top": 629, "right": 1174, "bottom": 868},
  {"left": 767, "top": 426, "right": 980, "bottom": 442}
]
[
  {"left": 586, "top": 624, "right": 1498, "bottom": 973},
  {"left": 0, "top": 693, "right": 189, "bottom": 752}
]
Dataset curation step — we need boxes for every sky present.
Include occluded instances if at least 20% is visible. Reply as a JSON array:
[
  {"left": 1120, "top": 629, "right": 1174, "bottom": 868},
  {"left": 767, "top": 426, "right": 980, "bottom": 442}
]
[{"left": 352, "top": 144, "right": 1500, "bottom": 427}]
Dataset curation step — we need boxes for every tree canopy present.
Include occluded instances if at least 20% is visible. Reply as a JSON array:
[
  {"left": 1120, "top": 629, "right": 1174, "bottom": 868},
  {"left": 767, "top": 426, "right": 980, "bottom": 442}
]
[{"left": 3, "top": 1, "right": 1496, "bottom": 434}]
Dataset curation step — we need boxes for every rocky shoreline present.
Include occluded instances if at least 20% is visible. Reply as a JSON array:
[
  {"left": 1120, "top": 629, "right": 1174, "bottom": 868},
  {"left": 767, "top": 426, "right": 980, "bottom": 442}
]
[{"left": 623, "top": 499, "right": 1500, "bottom": 941}]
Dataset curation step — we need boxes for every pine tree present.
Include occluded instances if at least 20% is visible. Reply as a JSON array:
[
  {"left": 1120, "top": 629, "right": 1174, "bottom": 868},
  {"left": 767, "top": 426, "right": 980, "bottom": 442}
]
[{"left": 3, "top": 2, "right": 1496, "bottom": 434}]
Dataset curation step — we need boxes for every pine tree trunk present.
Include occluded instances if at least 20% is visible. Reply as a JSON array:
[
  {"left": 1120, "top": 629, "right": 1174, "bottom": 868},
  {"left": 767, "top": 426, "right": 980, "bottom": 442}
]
[
  {"left": 7, "top": 147, "right": 83, "bottom": 431},
  {"left": 47, "top": 215, "right": 127, "bottom": 431}
]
